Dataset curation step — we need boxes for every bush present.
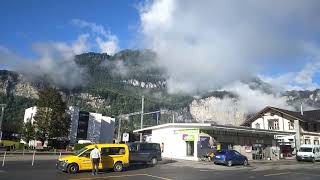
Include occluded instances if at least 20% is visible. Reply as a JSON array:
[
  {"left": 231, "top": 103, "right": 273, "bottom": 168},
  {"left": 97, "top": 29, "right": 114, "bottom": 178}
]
[{"left": 74, "top": 143, "right": 92, "bottom": 151}]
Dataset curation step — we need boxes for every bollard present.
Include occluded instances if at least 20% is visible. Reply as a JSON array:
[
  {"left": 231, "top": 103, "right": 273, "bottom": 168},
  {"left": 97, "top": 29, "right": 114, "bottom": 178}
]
[
  {"left": 32, "top": 151, "right": 35, "bottom": 166},
  {"left": 2, "top": 151, "right": 6, "bottom": 167},
  {"left": 59, "top": 152, "right": 62, "bottom": 158},
  {"left": 23, "top": 149, "right": 25, "bottom": 156}
]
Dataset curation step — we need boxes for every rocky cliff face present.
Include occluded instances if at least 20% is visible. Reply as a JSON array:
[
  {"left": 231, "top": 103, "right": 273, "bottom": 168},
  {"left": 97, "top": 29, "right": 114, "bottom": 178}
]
[
  {"left": 190, "top": 96, "right": 246, "bottom": 125},
  {"left": 0, "top": 71, "right": 38, "bottom": 99},
  {"left": 0, "top": 70, "right": 109, "bottom": 111}
]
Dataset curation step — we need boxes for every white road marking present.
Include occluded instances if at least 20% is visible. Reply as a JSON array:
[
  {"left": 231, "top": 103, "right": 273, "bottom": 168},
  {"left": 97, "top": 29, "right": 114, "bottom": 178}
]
[
  {"left": 294, "top": 172, "right": 320, "bottom": 177},
  {"left": 264, "top": 172, "right": 290, "bottom": 177}
]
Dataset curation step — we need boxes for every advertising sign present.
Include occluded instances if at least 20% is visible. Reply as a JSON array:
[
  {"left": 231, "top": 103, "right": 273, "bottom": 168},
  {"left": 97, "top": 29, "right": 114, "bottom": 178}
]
[{"left": 183, "top": 134, "right": 195, "bottom": 141}]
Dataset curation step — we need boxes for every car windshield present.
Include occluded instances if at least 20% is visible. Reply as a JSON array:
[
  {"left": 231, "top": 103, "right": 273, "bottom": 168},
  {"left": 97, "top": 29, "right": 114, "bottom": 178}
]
[
  {"left": 299, "top": 148, "right": 312, "bottom": 152},
  {"left": 73, "top": 147, "right": 88, "bottom": 156}
]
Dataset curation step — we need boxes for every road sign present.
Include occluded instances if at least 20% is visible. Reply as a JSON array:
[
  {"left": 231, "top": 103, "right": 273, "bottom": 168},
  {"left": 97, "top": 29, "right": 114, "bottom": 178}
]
[{"left": 122, "top": 133, "right": 129, "bottom": 142}]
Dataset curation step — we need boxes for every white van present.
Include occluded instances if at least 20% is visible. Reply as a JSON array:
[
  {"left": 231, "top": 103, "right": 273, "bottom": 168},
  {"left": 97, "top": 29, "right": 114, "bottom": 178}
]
[{"left": 296, "top": 144, "right": 320, "bottom": 162}]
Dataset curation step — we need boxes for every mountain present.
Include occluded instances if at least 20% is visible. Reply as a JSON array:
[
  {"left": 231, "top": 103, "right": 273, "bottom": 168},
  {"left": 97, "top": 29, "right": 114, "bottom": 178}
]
[{"left": 1, "top": 49, "right": 320, "bottom": 134}]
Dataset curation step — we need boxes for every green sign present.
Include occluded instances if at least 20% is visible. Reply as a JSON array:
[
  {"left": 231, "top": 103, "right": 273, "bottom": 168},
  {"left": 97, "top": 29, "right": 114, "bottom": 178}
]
[
  {"left": 183, "top": 134, "right": 195, "bottom": 141},
  {"left": 174, "top": 129, "right": 199, "bottom": 135}
]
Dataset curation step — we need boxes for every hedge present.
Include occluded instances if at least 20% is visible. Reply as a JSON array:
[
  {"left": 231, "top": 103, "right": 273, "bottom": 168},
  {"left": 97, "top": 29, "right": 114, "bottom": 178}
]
[{"left": 74, "top": 143, "right": 92, "bottom": 151}]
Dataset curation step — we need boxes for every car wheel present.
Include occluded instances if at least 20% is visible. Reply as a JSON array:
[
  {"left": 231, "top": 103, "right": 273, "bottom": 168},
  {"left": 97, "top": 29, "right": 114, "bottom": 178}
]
[
  {"left": 227, "top": 160, "right": 233, "bottom": 167},
  {"left": 67, "top": 163, "right": 79, "bottom": 174},
  {"left": 113, "top": 162, "right": 124, "bottom": 172},
  {"left": 243, "top": 160, "right": 248, "bottom": 166},
  {"left": 151, "top": 157, "right": 158, "bottom": 166}
]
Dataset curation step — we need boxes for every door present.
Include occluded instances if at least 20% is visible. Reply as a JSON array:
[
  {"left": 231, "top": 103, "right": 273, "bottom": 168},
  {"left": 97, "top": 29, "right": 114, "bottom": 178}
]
[
  {"left": 234, "top": 151, "right": 245, "bottom": 164},
  {"left": 101, "top": 147, "right": 126, "bottom": 168},
  {"left": 128, "top": 143, "right": 140, "bottom": 162},
  {"left": 315, "top": 147, "right": 320, "bottom": 160},
  {"left": 139, "top": 144, "right": 152, "bottom": 161},
  {"left": 78, "top": 148, "right": 93, "bottom": 170},
  {"left": 186, "top": 141, "right": 194, "bottom": 156}
]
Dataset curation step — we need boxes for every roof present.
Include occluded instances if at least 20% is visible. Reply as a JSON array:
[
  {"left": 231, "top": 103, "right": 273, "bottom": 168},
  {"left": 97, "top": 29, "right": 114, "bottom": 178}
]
[
  {"left": 133, "top": 123, "right": 293, "bottom": 135},
  {"left": 242, "top": 106, "right": 320, "bottom": 126}
]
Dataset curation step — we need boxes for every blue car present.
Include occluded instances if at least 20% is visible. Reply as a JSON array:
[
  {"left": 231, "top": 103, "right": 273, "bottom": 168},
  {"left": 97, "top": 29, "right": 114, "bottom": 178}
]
[{"left": 212, "top": 150, "right": 248, "bottom": 167}]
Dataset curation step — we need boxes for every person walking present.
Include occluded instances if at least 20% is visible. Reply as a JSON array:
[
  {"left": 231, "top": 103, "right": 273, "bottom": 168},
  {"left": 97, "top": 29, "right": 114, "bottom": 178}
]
[{"left": 90, "top": 145, "right": 101, "bottom": 176}]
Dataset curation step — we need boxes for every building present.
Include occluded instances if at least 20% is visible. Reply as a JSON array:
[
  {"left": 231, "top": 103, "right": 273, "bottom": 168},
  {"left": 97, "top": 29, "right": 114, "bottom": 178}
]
[
  {"left": 23, "top": 106, "right": 38, "bottom": 124},
  {"left": 23, "top": 106, "right": 115, "bottom": 147},
  {"left": 242, "top": 106, "right": 320, "bottom": 158},
  {"left": 133, "top": 123, "right": 291, "bottom": 161},
  {"left": 68, "top": 106, "right": 115, "bottom": 144}
]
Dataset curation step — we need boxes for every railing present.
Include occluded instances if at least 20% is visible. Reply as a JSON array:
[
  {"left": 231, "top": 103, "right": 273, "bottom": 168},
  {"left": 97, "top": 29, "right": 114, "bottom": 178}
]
[{"left": 0, "top": 150, "right": 74, "bottom": 167}]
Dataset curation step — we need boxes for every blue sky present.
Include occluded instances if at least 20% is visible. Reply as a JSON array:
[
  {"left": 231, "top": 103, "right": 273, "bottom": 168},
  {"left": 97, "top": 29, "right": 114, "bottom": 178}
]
[{"left": 0, "top": 0, "right": 141, "bottom": 57}]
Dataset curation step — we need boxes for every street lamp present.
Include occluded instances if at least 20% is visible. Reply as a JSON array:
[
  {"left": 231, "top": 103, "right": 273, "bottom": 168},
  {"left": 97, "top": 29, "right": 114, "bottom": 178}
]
[{"left": 0, "top": 104, "right": 7, "bottom": 142}]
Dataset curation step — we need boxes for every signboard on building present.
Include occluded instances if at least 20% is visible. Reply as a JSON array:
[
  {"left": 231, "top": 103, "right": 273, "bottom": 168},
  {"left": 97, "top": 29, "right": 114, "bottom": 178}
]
[
  {"left": 245, "top": 146, "right": 252, "bottom": 153},
  {"left": 174, "top": 129, "right": 199, "bottom": 135},
  {"left": 122, "top": 133, "right": 129, "bottom": 142},
  {"left": 183, "top": 134, "right": 195, "bottom": 141}
]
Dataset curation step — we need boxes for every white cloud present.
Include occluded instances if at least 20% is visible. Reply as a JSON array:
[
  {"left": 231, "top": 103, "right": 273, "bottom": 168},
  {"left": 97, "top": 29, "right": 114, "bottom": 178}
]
[
  {"left": 222, "top": 81, "right": 294, "bottom": 113},
  {"left": 72, "top": 19, "right": 119, "bottom": 55},
  {"left": 0, "top": 34, "right": 90, "bottom": 88},
  {"left": 139, "top": 0, "right": 320, "bottom": 94},
  {"left": 96, "top": 37, "right": 118, "bottom": 55}
]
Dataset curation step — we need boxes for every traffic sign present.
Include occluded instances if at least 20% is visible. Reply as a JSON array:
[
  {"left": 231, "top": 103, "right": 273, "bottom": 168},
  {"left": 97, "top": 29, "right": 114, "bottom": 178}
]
[{"left": 122, "top": 133, "right": 129, "bottom": 142}]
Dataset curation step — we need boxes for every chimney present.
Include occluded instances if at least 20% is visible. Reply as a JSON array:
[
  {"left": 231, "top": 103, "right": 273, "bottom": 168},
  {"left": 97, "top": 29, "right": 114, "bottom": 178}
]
[{"left": 300, "top": 103, "right": 304, "bottom": 116}]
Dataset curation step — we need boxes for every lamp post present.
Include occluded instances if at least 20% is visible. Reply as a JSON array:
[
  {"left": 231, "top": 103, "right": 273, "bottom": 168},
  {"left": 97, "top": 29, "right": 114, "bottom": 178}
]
[{"left": 0, "top": 104, "right": 7, "bottom": 142}]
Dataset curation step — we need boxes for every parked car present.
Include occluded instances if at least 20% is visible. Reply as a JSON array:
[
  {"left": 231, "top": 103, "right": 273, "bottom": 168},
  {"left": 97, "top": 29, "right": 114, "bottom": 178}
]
[
  {"left": 128, "top": 142, "right": 162, "bottom": 166},
  {"left": 296, "top": 144, "right": 320, "bottom": 162},
  {"left": 212, "top": 150, "right": 248, "bottom": 167},
  {"left": 56, "top": 144, "right": 129, "bottom": 174}
]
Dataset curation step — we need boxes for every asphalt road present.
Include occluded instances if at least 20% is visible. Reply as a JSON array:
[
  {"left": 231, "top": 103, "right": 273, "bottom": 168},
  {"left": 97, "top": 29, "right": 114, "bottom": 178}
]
[{"left": 0, "top": 159, "right": 320, "bottom": 180}]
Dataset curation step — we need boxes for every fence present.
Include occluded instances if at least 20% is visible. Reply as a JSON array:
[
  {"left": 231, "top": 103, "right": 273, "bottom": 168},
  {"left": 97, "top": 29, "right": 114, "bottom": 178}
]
[{"left": 0, "top": 150, "right": 73, "bottom": 167}]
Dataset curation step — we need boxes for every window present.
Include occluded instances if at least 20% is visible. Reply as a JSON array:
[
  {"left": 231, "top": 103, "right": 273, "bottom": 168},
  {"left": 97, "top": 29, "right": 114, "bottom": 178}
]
[
  {"left": 314, "top": 124, "right": 318, "bottom": 132},
  {"left": 268, "top": 119, "right": 279, "bottom": 130},
  {"left": 128, "top": 143, "right": 138, "bottom": 151},
  {"left": 314, "top": 140, "right": 319, "bottom": 145},
  {"left": 101, "top": 147, "right": 125, "bottom": 156},
  {"left": 140, "top": 143, "right": 160, "bottom": 151},
  {"left": 255, "top": 123, "right": 260, "bottom": 129},
  {"left": 79, "top": 148, "right": 93, "bottom": 157},
  {"left": 304, "top": 139, "right": 311, "bottom": 144},
  {"left": 288, "top": 121, "right": 294, "bottom": 130}
]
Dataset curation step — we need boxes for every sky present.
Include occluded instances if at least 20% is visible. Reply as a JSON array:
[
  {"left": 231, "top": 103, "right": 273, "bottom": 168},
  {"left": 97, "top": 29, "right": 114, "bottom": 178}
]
[
  {"left": 0, "top": 0, "right": 140, "bottom": 57},
  {"left": 1, "top": 0, "right": 320, "bottom": 105}
]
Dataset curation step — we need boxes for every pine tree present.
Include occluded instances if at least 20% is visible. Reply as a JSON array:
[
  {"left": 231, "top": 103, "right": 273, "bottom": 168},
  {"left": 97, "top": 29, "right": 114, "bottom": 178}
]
[
  {"left": 21, "top": 121, "right": 35, "bottom": 145},
  {"left": 34, "top": 107, "right": 52, "bottom": 146},
  {"left": 33, "top": 88, "right": 71, "bottom": 147}
]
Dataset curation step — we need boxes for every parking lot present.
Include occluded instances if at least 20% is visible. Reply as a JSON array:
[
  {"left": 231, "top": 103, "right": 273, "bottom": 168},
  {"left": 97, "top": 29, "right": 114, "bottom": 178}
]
[{"left": 0, "top": 157, "right": 320, "bottom": 180}]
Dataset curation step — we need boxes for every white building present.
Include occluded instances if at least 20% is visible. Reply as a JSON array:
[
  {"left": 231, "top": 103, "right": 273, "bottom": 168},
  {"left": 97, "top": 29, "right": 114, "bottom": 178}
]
[
  {"left": 23, "top": 106, "right": 115, "bottom": 147},
  {"left": 134, "top": 123, "right": 290, "bottom": 161},
  {"left": 23, "top": 106, "right": 38, "bottom": 124},
  {"left": 68, "top": 106, "right": 115, "bottom": 144},
  {"left": 242, "top": 106, "right": 320, "bottom": 158}
]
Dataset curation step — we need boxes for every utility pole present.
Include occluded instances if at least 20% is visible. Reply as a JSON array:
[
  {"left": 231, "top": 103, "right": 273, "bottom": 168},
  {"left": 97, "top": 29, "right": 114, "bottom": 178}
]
[
  {"left": 0, "top": 104, "right": 7, "bottom": 142},
  {"left": 140, "top": 96, "right": 144, "bottom": 142},
  {"left": 117, "top": 117, "right": 122, "bottom": 143},
  {"left": 172, "top": 113, "right": 175, "bottom": 123},
  {"left": 156, "top": 112, "right": 159, "bottom": 125}
]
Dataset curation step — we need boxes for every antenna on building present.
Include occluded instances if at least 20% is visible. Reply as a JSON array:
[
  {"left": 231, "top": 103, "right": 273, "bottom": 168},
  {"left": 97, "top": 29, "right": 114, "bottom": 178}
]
[{"left": 300, "top": 102, "right": 304, "bottom": 116}]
